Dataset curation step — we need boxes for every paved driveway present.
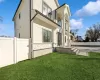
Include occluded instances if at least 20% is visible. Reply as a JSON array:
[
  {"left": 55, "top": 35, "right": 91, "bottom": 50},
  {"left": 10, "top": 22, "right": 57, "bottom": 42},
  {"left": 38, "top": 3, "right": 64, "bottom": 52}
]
[{"left": 75, "top": 47, "right": 100, "bottom": 53}]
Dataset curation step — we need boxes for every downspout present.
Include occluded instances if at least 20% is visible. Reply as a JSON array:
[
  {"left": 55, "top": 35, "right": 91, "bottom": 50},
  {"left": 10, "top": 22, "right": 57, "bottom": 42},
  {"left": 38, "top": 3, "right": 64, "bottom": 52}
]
[{"left": 30, "top": 0, "right": 32, "bottom": 59}]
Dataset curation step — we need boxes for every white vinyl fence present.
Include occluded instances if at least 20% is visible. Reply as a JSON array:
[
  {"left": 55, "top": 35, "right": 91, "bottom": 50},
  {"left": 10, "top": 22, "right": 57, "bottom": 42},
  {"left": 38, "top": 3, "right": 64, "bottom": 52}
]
[
  {"left": 71, "top": 42, "right": 100, "bottom": 47},
  {"left": 0, "top": 37, "right": 29, "bottom": 68}
]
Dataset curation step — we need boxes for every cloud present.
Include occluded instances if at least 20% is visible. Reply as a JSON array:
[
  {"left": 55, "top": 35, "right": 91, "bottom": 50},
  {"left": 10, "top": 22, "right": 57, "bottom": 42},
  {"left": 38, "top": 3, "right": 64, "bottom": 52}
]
[
  {"left": 0, "top": 0, "right": 4, "bottom": 3},
  {"left": 70, "top": 19, "right": 83, "bottom": 29},
  {"left": 75, "top": 0, "right": 100, "bottom": 17}
]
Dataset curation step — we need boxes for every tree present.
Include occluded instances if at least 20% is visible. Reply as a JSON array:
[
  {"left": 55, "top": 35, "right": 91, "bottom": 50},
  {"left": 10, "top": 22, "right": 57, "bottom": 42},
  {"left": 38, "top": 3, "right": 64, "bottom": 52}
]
[
  {"left": 70, "top": 29, "right": 79, "bottom": 36},
  {"left": 84, "top": 36, "right": 90, "bottom": 42},
  {"left": 85, "top": 23, "right": 100, "bottom": 42}
]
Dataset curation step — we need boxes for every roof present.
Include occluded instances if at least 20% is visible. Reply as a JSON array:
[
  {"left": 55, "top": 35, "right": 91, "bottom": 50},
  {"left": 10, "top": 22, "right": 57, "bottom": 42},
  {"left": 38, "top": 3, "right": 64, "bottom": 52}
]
[
  {"left": 12, "top": 0, "right": 22, "bottom": 21},
  {"left": 55, "top": 3, "right": 66, "bottom": 10},
  {"left": 12, "top": 0, "right": 59, "bottom": 21},
  {"left": 56, "top": 3, "right": 71, "bottom": 16}
]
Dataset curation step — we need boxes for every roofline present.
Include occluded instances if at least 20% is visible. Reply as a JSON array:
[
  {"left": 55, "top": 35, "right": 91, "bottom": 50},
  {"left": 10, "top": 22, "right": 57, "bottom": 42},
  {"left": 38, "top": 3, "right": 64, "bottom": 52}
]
[
  {"left": 56, "top": 3, "right": 71, "bottom": 17},
  {"left": 31, "top": 10, "right": 61, "bottom": 27},
  {"left": 12, "top": 0, "right": 22, "bottom": 21},
  {"left": 55, "top": 3, "right": 66, "bottom": 11},
  {"left": 12, "top": 0, "right": 60, "bottom": 21}
]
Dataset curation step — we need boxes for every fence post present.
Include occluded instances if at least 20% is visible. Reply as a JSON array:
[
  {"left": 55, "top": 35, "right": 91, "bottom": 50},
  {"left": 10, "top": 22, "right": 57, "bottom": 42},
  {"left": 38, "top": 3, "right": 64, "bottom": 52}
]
[
  {"left": 13, "top": 37, "right": 17, "bottom": 64},
  {"left": 29, "top": 38, "right": 32, "bottom": 59}
]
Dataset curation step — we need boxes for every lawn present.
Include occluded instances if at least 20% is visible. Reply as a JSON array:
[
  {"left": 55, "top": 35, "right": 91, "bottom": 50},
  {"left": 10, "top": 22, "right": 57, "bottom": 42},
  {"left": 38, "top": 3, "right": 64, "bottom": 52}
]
[{"left": 0, "top": 52, "right": 100, "bottom": 80}]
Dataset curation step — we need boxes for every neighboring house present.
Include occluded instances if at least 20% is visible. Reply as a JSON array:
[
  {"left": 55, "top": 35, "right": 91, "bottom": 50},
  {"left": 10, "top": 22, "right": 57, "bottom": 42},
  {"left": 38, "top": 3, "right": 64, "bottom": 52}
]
[
  {"left": 76, "top": 36, "right": 83, "bottom": 42},
  {"left": 13, "top": 0, "right": 71, "bottom": 58}
]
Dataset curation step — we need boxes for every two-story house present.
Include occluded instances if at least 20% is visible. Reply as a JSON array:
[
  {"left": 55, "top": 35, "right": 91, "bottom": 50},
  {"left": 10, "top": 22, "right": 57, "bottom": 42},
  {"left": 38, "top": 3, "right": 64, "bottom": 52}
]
[{"left": 13, "top": 0, "right": 71, "bottom": 58}]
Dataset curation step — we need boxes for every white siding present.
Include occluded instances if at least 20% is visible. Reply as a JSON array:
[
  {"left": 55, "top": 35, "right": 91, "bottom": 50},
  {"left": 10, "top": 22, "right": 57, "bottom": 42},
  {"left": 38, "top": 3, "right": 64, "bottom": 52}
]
[
  {"left": 33, "top": 19, "right": 52, "bottom": 43},
  {"left": 33, "top": 0, "right": 58, "bottom": 12},
  {"left": 14, "top": 0, "right": 30, "bottom": 39}
]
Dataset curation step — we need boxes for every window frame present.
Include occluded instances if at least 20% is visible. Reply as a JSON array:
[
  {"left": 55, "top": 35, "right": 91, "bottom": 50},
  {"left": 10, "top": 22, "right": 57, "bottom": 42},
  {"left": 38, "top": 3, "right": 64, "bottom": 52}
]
[
  {"left": 42, "top": 28, "right": 52, "bottom": 42},
  {"left": 65, "top": 22, "right": 67, "bottom": 31},
  {"left": 42, "top": 1, "right": 52, "bottom": 19},
  {"left": 65, "top": 36, "right": 66, "bottom": 43},
  {"left": 57, "top": 18, "right": 62, "bottom": 27},
  {"left": 19, "top": 13, "right": 21, "bottom": 19},
  {"left": 19, "top": 33, "right": 20, "bottom": 38}
]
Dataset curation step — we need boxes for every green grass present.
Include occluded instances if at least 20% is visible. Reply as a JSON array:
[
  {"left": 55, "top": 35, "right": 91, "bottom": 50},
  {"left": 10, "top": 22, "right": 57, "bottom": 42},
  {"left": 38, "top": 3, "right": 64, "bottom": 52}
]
[{"left": 0, "top": 52, "right": 100, "bottom": 80}]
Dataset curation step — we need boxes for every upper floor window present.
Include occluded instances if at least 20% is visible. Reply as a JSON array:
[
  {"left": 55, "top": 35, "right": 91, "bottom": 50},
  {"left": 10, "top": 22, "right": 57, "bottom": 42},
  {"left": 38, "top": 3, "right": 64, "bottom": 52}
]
[
  {"left": 43, "top": 2, "right": 52, "bottom": 19},
  {"left": 19, "top": 13, "right": 21, "bottom": 19},
  {"left": 19, "top": 33, "right": 20, "bottom": 38},
  {"left": 58, "top": 19, "right": 62, "bottom": 27},
  {"left": 65, "top": 22, "right": 67, "bottom": 31},
  {"left": 65, "top": 36, "right": 66, "bottom": 43}
]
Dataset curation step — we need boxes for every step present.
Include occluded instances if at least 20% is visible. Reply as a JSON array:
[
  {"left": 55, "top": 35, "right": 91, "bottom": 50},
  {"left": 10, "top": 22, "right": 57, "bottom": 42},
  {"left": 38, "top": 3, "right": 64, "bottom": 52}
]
[
  {"left": 73, "top": 48, "right": 78, "bottom": 52},
  {"left": 76, "top": 50, "right": 80, "bottom": 54},
  {"left": 71, "top": 47, "right": 76, "bottom": 50},
  {"left": 76, "top": 51, "right": 88, "bottom": 56}
]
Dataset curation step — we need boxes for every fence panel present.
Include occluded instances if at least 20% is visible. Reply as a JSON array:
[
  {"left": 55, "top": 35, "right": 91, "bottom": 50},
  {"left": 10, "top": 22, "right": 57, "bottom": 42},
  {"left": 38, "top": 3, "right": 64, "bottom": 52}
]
[
  {"left": 16, "top": 38, "right": 29, "bottom": 62},
  {"left": 0, "top": 38, "right": 14, "bottom": 67}
]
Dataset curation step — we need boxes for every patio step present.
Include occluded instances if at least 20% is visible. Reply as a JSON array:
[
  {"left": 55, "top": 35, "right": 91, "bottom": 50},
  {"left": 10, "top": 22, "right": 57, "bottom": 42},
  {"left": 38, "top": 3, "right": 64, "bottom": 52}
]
[
  {"left": 71, "top": 47, "right": 88, "bottom": 56},
  {"left": 56, "top": 47, "right": 88, "bottom": 56},
  {"left": 71, "top": 47, "right": 79, "bottom": 53},
  {"left": 76, "top": 51, "right": 88, "bottom": 56}
]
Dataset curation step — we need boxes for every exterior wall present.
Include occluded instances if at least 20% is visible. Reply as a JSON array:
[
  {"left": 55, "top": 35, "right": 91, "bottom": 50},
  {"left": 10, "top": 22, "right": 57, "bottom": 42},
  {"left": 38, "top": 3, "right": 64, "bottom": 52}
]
[
  {"left": 53, "top": 28, "right": 58, "bottom": 47},
  {"left": 32, "top": 19, "right": 54, "bottom": 57},
  {"left": 13, "top": 0, "right": 71, "bottom": 60},
  {"left": 33, "top": 48, "right": 52, "bottom": 58},
  {"left": 64, "top": 7, "right": 70, "bottom": 47},
  {"left": 33, "top": 19, "right": 52, "bottom": 43},
  {"left": 33, "top": 43, "right": 52, "bottom": 50},
  {"left": 31, "top": 0, "right": 59, "bottom": 57},
  {"left": 14, "top": 0, "right": 30, "bottom": 39},
  {"left": 32, "top": 0, "right": 58, "bottom": 12}
]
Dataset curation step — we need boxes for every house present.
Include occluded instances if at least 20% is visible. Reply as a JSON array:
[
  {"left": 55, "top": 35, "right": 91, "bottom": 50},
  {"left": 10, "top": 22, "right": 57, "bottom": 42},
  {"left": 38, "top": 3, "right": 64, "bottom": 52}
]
[
  {"left": 13, "top": 0, "right": 71, "bottom": 58},
  {"left": 77, "top": 36, "right": 83, "bottom": 42}
]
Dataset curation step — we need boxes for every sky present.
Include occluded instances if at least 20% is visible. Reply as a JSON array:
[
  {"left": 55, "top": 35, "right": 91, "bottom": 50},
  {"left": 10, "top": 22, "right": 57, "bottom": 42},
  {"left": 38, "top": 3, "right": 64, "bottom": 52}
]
[{"left": 0, "top": 0, "right": 100, "bottom": 38}]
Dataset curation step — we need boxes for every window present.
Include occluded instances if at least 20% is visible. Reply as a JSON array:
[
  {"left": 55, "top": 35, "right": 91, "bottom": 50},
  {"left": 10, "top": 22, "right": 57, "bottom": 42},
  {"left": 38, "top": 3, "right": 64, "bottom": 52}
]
[
  {"left": 58, "top": 19, "right": 62, "bottom": 27},
  {"left": 65, "top": 22, "right": 67, "bottom": 30},
  {"left": 43, "top": 29, "right": 52, "bottom": 42},
  {"left": 43, "top": 3, "right": 48, "bottom": 15},
  {"left": 19, "top": 33, "right": 20, "bottom": 38},
  {"left": 19, "top": 13, "right": 21, "bottom": 19},
  {"left": 65, "top": 36, "right": 66, "bottom": 43},
  {"left": 48, "top": 7, "right": 52, "bottom": 18},
  {"left": 43, "top": 2, "right": 52, "bottom": 18}
]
